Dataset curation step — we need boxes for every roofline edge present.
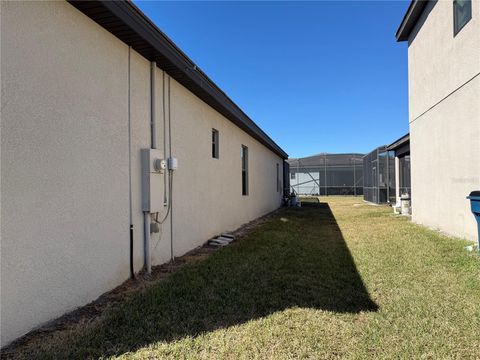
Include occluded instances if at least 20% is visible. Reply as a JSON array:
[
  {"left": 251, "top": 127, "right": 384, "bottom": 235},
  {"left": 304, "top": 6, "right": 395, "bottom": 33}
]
[
  {"left": 396, "top": 0, "right": 429, "bottom": 42},
  {"left": 67, "top": 0, "right": 288, "bottom": 159}
]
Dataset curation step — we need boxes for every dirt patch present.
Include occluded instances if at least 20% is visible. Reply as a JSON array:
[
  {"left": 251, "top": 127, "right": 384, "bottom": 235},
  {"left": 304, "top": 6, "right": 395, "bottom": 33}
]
[{"left": 0, "top": 208, "right": 282, "bottom": 358}]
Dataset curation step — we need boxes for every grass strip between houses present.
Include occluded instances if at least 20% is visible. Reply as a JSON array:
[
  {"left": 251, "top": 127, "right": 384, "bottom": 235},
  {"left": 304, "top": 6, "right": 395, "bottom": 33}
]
[{"left": 6, "top": 197, "right": 480, "bottom": 359}]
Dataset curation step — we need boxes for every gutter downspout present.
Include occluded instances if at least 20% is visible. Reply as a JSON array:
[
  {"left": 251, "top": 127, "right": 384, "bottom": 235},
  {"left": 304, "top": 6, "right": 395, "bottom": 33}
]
[{"left": 144, "top": 61, "right": 157, "bottom": 275}]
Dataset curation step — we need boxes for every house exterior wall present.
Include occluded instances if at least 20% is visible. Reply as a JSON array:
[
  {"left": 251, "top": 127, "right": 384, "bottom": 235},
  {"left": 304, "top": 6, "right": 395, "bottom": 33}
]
[
  {"left": 0, "top": 1, "right": 283, "bottom": 346},
  {"left": 407, "top": 0, "right": 480, "bottom": 240}
]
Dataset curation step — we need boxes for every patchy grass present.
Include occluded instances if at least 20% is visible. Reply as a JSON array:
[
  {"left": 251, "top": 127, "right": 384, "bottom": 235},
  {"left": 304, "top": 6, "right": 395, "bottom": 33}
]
[{"left": 6, "top": 197, "right": 480, "bottom": 359}]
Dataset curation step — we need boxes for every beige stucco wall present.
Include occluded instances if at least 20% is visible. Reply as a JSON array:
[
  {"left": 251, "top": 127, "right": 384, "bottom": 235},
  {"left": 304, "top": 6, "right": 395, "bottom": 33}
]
[
  {"left": 407, "top": 0, "right": 480, "bottom": 240},
  {"left": 166, "top": 78, "right": 283, "bottom": 259},
  {"left": 1, "top": 1, "right": 283, "bottom": 346},
  {"left": 408, "top": 0, "right": 480, "bottom": 120}
]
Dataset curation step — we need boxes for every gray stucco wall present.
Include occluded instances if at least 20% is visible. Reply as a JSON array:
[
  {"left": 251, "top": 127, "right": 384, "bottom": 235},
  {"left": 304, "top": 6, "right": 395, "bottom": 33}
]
[
  {"left": 407, "top": 0, "right": 480, "bottom": 240},
  {"left": 1, "top": 1, "right": 283, "bottom": 346}
]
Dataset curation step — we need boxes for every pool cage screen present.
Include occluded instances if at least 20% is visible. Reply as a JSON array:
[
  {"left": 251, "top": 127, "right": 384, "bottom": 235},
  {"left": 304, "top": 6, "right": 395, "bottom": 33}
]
[
  {"left": 363, "top": 146, "right": 396, "bottom": 204},
  {"left": 288, "top": 153, "right": 364, "bottom": 196},
  {"left": 283, "top": 161, "right": 291, "bottom": 197},
  {"left": 399, "top": 155, "right": 411, "bottom": 196}
]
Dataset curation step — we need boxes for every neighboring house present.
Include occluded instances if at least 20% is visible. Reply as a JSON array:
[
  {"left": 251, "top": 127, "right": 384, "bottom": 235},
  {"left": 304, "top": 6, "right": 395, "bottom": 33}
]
[
  {"left": 396, "top": 0, "right": 479, "bottom": 240},
  {"left": 1, "top": 1, "right": 288, "bottom": 346},
  {"left": 288, "top": 154, "right": 364, "bottom": 196},
  {"left": 387, "top": 133, "right": 411, "bottom": 209},
  {"left": 363, "top": 146, "right": 396, "bottom": 204}
]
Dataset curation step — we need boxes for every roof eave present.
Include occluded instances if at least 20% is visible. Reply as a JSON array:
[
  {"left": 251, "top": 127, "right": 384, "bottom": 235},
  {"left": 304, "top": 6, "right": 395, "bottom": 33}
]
[
  {"left": 387, "top": 133, "right": 410, "bottom": 151},
  {"left": 396, "top": 0, "right": 429, "bottom": 42},
  {"left": 67, "top": 0, "right": 288, "bottom": 159}
]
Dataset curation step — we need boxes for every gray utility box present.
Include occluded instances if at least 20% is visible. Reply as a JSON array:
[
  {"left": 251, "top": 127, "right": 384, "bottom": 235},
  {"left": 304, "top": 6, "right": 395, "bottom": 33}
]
[{"left": 141, "top": 149, "right": 165, "bottom": 213}]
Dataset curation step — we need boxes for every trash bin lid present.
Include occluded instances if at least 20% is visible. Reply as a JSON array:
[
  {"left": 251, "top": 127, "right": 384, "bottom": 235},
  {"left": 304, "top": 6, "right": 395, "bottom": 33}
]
[{"left": 469, "top": 190, "right": 480, "bottom": 197}]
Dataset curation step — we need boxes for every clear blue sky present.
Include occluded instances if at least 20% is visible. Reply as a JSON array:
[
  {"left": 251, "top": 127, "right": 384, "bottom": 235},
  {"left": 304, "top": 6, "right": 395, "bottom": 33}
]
[{"left": 135, "top": 1, "right": 410, "bottom": 158}]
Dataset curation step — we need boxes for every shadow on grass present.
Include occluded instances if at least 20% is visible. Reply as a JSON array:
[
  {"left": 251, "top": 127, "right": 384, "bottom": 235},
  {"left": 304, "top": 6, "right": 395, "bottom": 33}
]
[{"left": 35, "top": 201, "right": 378, "bottom": 358}]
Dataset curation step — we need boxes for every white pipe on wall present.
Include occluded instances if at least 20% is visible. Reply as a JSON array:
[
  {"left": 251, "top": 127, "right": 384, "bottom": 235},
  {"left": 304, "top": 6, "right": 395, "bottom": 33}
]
[
  {"left": 128, "top": 46, "right": 135, "bottom": 279},
  {"left": 144, "top": 61, "right": 157, "bottom": 275},
  {"left": 151, "top": 61, "right": 157, "bottom": 150},
  {"left": 168, "top": 75, "right": 174, "bottom": 262},
  {"left": 163, "top": 71, "right": 168, "bottom": 206},
  {"left": 144, "top": 212, "right": 151, "bottom": 274}
]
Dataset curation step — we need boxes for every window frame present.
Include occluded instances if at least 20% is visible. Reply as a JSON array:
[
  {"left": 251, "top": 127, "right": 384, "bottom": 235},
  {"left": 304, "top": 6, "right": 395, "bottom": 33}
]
[
  {"left": 212, "top": 128, "right": 219, "bottom": 159},
  {"left": 453, "top": 0, "right": 472, "bottom": 36},
  {"left": 241, "top": 145, "right": 249, "bottom": 196}
]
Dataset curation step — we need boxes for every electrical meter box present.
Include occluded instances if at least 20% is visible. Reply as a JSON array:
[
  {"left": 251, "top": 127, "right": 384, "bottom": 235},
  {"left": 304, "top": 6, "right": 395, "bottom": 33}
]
[{"left": 141, "top": 149, "right": 165, "bottom": 212}]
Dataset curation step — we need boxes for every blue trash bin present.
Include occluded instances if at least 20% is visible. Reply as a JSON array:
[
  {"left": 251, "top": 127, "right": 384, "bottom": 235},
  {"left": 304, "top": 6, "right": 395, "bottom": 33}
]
[{"left": 466, "top": 190, "right": 480, "bottom": 254}]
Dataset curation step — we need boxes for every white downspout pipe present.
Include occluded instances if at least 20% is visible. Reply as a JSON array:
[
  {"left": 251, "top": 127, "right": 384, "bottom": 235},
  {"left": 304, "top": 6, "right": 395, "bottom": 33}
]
[
  {"left": 144, "top": 61, "right": 157, "bottom": 275},
  {"left": 151, "top": 61, "right": 158, "bottom": 150},
  {"left": 144, "top": 212, "right": 151, "bottom": 274}
]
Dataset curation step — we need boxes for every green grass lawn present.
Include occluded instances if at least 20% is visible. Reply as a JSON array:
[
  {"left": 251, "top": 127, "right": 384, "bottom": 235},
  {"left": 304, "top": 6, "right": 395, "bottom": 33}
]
[{"left": 8, "top": 197, "right": 480, "bottom": 359}]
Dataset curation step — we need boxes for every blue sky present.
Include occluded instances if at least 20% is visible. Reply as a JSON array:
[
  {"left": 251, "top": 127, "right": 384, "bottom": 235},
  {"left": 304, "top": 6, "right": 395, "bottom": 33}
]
[{"left": 135, "top": 1, "right": 411, "bottom": 158}]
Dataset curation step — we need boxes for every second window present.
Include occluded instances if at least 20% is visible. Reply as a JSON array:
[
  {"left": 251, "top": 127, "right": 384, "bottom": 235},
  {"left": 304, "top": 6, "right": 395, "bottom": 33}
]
[
  {"left": 212, "top": 129, "right": 219, "bottom": 159},
  {"left": 241, "top": 145, "right": 249, "bottom": 196}
]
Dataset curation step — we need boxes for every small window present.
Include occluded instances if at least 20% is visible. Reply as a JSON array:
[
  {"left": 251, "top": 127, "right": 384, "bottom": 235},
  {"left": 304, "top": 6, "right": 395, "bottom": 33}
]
[
  {"left": 453, "top": 0, "right": 472, "bottom": 35},
  {"left": 241, "top": 145, "right": 248, "bottom": 196},
  {"left": 212, "top": 129, "right": 219, "bottom": 158}
]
